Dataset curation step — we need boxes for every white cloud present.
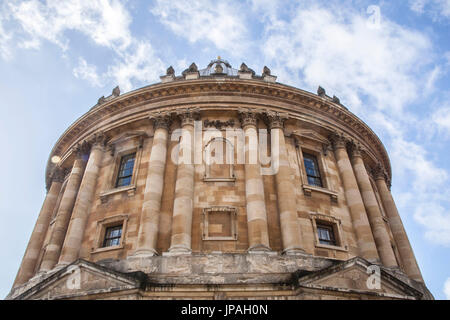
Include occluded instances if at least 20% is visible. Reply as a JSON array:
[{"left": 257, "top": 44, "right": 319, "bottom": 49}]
[
  {"left": 8, "top": 0, "right": 132, "bottom": 52},
  {"left": 410, "top": 0, "right": 450, "bottom": 19},
  {"left": 73, "top": 58, "right": 102, "bottom": 87},
  {"left": 431, "top": 105, "right": 450, "bottom": 136},
  {"left": 445, "top": 278, "right": 450, "bottom": 299},
  {"left": 107, "top": 42, "right": 165, "bottom": 92},
  {"left": 151, "top": 0, "right": 249, "bottom": 56},
  {"left": 259, "top": 4, "right": 431, "bottom": 114}
]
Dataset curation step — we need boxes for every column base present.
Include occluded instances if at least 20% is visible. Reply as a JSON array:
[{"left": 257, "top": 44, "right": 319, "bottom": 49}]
[
  {"left": 130, "top": 249, "right": 159, "bottom": 258},
  {"left": 282, "top": 247, "right": 309, "bottom": 256},
  {"left": 248, "top": 244, "right": 274, "bottom": 254},
  {"left": 164, "top": 246, "right": 192, "bottom": 256}
]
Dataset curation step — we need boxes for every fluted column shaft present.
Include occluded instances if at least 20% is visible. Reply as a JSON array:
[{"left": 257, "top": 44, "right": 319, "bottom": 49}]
[
  {"left": 351, "top": 150, "right": 398, "bottom": 267},
  {"left": 39, "top": 153, "right": 86, "bottom": 271},
  {"left": 58, "top": 138, "right": 105, "bottom": 265},
  {"left": 240, "top": 112, "right": 270, "bottom": 252},
  {"left": 13, "top": 171, "right": 63, "bottom": 286},
  {"left": 134, "top": 117, "right": 170, "bottom": 256},
  {"left": 333, "top": 136, "right": 379, "bottom": 262},
  {"left": 268, "top": 115, "right": 304, "bottom": 254},
  {"left": 168, "top": 111, "right": 196, "bottom": 254},
  {"left": 375, "top": 174, "right": 423, "bottom": 282}
]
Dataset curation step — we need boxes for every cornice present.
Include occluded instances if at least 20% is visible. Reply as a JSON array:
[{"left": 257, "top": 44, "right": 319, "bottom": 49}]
[{"left": 45, "top": 78, "right": 392, "bottom": 187}]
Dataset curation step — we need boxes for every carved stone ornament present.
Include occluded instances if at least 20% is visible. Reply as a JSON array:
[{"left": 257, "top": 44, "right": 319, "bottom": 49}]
[
  {"left": 188, "top": 62, "right": 198, "bottom": 73},
  {"left": 51, "top": 167, "right": 65, "bottom": 183},
  {"left": 204, "top": 119, "right": 235, "bottom": 130},
  {"left": 263, "top": 111, "right": 288, "bottom": 130},
  {"left": 166, "top": 66, "right": 175, "bottom": 76},
  {"left": 372, "top": 163, "right": 387, "bottom": 181},
  {"left": 238, "top": 109, "right": 258, "bottom": 128},
  {"left": 239, "top": 63, "right": 254, "bottom": 74},
  {"left": 112, "top": 86, "right": 120, "bottom": 97},
  {"left": 348, "top": 141, "right": 363, "bottom": 159},
  {"left": 151, "top": 112, "right": 172, "bottom": 131},
  {"left": 262, "top": 66, "right": 271, "bottom": 76},
  {"left": 73, "top": 141, "right": 91, "bottom": 159},
  {"left": 332, "top": 95, "right": 341, "bottom": 104},
  {"left": 90, "top": 132, "right": 108, "bottom": 148},
  {"left": 97, "top": 96, "right": 106, "bottom": 105},
  {"left": 214, "top": 63, "right": 224, "bottom": 74},
  {"left": 178, "top": 108, "right": 200, "bottom": 127},
  {"left": 329, "top": 132, "right": 348, "bottom": 150},
  {"left": 317, "top": 86, "right": 326, "bottom": 97}
]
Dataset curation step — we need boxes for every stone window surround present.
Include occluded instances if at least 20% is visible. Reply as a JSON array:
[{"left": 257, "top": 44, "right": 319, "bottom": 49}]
[
  {"left": 91, "top": 214, "right": 129, "bottom": 254},
  {"left": 203, "top": 137, "right": 236, "bottom": 182},
  {"left": 99, "top": 135, "right": 144, "bottom": 203},
  {"left": 295, "top": 143, "right": 338, "bottom": 203},
  {"left": 309, "top": 212, "right": 348, "bottom": 252},
  {"left": 202, "top": 206, "right": 238, "bottom": 241}
]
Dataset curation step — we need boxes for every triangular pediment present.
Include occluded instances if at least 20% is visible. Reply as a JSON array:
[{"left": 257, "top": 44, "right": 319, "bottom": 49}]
[
  {"left": 292, "top": 129, "right": 328, "bottom": 144},
  {"left": 17, "top": 260, "right": 142, "bottom": 300},
  {"left": 297, "top": 258, "right": 422, "bottom": 300}
]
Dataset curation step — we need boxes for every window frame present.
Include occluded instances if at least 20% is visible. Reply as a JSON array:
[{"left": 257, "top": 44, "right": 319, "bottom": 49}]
[
  {"left": 303, "top": 152, "right": 323, "bottom": 188},
  {"left": 202, "top": 206, "right": 238, "bottom": 241},
  {"left": 91, "top": 214, "right": 129, "bottom": 254},
  {"left": 102, "top": 224, "right": 123, "bottom": 248},
  {"left": 309, "top": 213, "right": 347, "bottom": 252},
  {"left": 115, "top": 152, "right": 136, "bottom": 188}
]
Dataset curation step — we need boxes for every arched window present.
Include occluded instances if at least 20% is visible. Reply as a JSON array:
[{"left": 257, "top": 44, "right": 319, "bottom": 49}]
[{"left": 204, "top": 137, "right": 235, "bottom": 182}]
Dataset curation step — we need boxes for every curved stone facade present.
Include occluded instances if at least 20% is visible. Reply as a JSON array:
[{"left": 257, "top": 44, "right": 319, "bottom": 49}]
[{"left": 8, "top": 59, "right": 432, "bottom": 300}]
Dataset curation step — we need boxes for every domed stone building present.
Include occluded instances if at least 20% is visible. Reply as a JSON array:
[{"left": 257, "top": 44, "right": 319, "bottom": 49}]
[{"left": 8, "top": 58, "right": 432, "bottom": 300}]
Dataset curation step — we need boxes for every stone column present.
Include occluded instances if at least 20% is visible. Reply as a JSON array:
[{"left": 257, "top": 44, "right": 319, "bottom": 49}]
[
  {"left": 350, "top": 145, "right": 398, "bottom": 267},
  {"left": 39, "top": 143, "right": 88, "bottom": 272},
  {"left": 374, "top": 165, "right": 424, "bottom": 282},
  {"left": 134, "top": 115, "right": 171, "bottom": 256},
  {"left": 13, "top": 168, "right": 64, "bottom": 287},
  {"left": 266, "top": 112, "right": 304, "bottom": 255},
  {"left": 58, "top": 133, "right": 106, "bottom": 266},
  {"left": 239, "top": 111, "right": 271, "bottom": 252},
  {"left": 168, "top": 110, "right": 196, "bottom": 254},
  {"left": 331, "top": 134, "right": 379, "bottom": 262}
]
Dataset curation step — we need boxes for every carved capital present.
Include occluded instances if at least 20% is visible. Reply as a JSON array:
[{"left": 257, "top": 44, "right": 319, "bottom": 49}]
[
  {"left": 348, "top": 141, "right": 363, "bottom": 159},
  {"left": 50, "top": 167, "right": 65, "bottom": 183},
  {"left": 90, "top": 132, "right": 108, "bottom": 149},
  {"left": 151, "top": 112, "right": 172, "bottom": 131},
  {"left": 263, "top": 111, "right": 288, "bottom": 130},
  {"left": 372, "top": 163, "right": 388, "bottom": 182},
  {"left": 72, "top": 141, "right": 91, "bottom": 159},
  {"left": 329, "top": 132, "right": 348, "bottom": 150},
  {"left": 177, "top": 108, "right": 200, "bottom": 127},
  {"left": 238, "top": 109, "right": 258, "bottom": 128}
]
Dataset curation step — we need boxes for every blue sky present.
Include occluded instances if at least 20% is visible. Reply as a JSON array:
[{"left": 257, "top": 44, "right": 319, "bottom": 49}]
[{"left": 0, "top": 0, "right": 449, "bottom": 299}]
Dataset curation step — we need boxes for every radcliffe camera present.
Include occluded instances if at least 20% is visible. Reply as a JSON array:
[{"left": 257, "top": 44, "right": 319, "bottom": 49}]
[{"left": 1, "top": 0, "right": 449, "bottom": 308}]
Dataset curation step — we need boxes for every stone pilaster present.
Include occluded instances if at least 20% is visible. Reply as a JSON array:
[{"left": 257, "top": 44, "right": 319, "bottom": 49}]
[
  {"left": 350, "top": 144, "right": 398, "bottom": 267},
  {"left": 39, "top": 143, "right": 88, "bottom": 272},
  {"left": 331, "top": 133, "right": 379, "bottom": 262},
  {"left": 58, "top": 133, "right": 106, "bottom": 265},
  {"left": 266, "top": 112, "right": 304, "bottom": 255},
  {"left": 134, "top": 114, "right": 171, "bottom": 256},
  {"left": 373, "top": 164, "right": 424, "bottom": 282},
  {"left": 239, "top": 110, "right": 270, "bottom": 252},
  {"left": 168, "top": 110, "right": 197, "bottom": 254},
  {"left": 13, "top": 167, "right": 64, "bottom": 286}
]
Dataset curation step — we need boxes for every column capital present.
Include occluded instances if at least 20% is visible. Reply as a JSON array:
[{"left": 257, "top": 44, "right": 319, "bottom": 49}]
[
  {"left": 329, "top": 132, "right": 349, "bottom": 150},
  {"left": 90, "top": 132, "right": 108, "bottom": 149},
  {"left": 238, "top": 109, "right": 258, "bottom": 128},
  {"left": 263, "top": 111, "right": 288, "bottom": 130},
  {"left": 177, "top": 108, "right": 200, "bottom": 127},
  {"left": 371, "top": 163, "right": 391, "bottom": 188},
  {"left": 72, "top": 141, "right": 91, "bottom": 159},
  {"left": 50, "top": 167, "right": 66, "bottom": 183},
  {"left": 348, "top": 141, "right": 364, "bottom": 159},
  {"left": 150, "top": 112, "right": 172, "bottom": 131}
]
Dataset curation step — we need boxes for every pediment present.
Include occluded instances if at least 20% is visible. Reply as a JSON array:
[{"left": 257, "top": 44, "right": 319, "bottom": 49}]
[
  {"left": 297, "top": 258, "right": 422, "bottom": 299},
  {"left": 107, "top": 130, "right": 148, "bottom": 147},
  {"left": 18, "top": 260, "right": 141, "bottom": 300},
  {"left": 291, "top": 129, "right": 329, "bottom": 144}
]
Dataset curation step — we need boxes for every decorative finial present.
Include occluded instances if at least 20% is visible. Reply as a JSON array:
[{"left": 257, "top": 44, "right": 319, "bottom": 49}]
[{"left": 218, "top": 55, "right": 221, "bottom": 60}]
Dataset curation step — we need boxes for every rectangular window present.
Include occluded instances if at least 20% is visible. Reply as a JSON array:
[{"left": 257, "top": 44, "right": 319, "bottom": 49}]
[
  {"left": 103, "top": 225, "right": 123, "bottom": 248},
  {"left": 317, "top": 224, "right": 337, "bottom": 246},
  {"left": 303, "top": 153, "right": 323, "bottom": 188},
  {"left": 115, "top": 153, "right": 136, "bottom": 187}
]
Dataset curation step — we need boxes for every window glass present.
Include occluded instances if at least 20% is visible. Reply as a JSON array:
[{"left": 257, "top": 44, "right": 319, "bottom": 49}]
[
  {"left": 103, "top": 225, "right": 123, "bottom": 247},
  {"left": 317, "top": 224, "right": 336, "bottom": 246},
  {"left": 303, "top": 153, "right": 323, "bottom": 187},
  {"left": 116, "top": 153, "right": 136, "bottom": 187}
]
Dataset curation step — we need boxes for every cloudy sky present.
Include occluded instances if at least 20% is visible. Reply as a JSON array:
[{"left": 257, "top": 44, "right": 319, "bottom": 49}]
[{"left": 0, "top": 0, "right": 449, "bottom": 299}]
